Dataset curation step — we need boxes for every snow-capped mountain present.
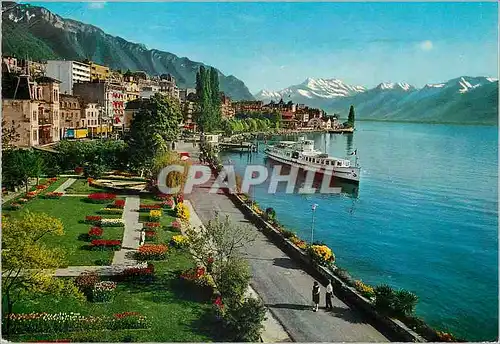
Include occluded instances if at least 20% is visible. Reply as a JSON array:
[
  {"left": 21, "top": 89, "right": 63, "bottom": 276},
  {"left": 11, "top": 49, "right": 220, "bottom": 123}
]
[
  {"left": 255, "top": 78, "right": 366, "bottom": 108},
  {"left": 329, "top": 76, "right": 498, "bottom": 125}
]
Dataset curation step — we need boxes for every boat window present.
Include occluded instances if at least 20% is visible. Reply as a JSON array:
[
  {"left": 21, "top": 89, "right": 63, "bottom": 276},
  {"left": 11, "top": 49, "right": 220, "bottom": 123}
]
[{"left": 326, "top": 161, "right": 330, "bottom": 165}]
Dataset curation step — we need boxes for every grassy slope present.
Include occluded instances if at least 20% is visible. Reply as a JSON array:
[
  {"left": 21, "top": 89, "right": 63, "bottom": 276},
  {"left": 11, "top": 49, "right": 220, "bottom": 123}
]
[{"left": 3, "top": 195, "right": 125, "bottom": 266}]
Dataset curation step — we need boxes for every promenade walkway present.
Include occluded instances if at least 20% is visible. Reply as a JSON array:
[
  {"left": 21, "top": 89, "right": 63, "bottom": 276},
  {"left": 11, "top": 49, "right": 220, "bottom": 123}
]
[{"left": 188, "top": 175, "right": 388, "bottom": 342}]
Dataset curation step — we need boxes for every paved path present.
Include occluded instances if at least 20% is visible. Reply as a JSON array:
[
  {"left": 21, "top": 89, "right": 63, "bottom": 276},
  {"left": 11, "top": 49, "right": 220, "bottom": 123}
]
[
  {"left": 53, "top": 264, "right": 147, "bottom": 277},
  {"left": 184, "top": 200, "right": 292, "bottom": 343},
  {"left": 112, "top": 195, "right": 141, "bottom": 266},
  {"left": 189, "top": 176, "right": 388, "bottom": 342},
  {"left": 54, "top": 178, "right": 76, "bottom": 194}
]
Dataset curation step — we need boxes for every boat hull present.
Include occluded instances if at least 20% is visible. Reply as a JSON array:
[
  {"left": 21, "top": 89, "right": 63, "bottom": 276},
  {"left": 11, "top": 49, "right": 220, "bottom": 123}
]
[{"left": 265, "top": 150, "right": 360, "bottom": 184}]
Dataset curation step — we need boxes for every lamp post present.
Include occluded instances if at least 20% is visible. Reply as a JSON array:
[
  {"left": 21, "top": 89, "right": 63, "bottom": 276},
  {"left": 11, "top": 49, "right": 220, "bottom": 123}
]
[{"left": 311, "top": 203, "right": 318, "bottom": 243}]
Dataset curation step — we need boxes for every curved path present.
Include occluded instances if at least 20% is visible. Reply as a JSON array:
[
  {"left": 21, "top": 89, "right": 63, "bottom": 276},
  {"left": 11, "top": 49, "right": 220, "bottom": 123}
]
[{"left": 188, "top": 175, "right": 388, "bottom": 342}]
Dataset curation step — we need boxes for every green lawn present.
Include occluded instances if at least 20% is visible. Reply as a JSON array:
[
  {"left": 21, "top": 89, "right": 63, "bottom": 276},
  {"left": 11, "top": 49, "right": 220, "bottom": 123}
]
[
  {"left": 3, "top": 196, "right": 125, "bottom": 267},
  {"left": 6, "top": 250, "right": 217, "bottom": 342},
  {"left": 65, "top": 178, "right": 106, "bottom": 194}
]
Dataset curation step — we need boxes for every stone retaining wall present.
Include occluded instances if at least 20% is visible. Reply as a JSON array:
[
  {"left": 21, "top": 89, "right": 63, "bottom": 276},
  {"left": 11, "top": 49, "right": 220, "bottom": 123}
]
[{"left": 228, "top": 192, "right": 427, "bottom": 343}]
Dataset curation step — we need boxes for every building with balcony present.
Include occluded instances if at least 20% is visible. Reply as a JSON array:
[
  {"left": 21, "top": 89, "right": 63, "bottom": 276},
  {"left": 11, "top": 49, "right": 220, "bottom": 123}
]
[
  {"left": 60, "top": 94, "right": 82, "bottom": 138},
  {"left": 158, "top": 74, "right": 179, "bottom": 100},
  {"left": 73, "top": 81, "right": 125, "bottom": 132},
  {"left": 84, "top": 60, "right": 111, "bottom": 82},
  {"left": 45, "top": 60, "right": 91, "bottom": 95},
  {"left": 36, "top": 76, "right": 61, "bottom": 144},
  {"left": 2, "top": 99, "right": 41, "bottom": 147}
]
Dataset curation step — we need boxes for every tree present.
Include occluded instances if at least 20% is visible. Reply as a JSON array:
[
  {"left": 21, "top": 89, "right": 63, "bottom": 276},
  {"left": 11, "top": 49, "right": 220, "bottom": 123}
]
[
  {"left": 221, "top": 297, "right": 267, "bottom": 342},
  {"left": 126, "top": 94, "right": 183, "bottom": 174},
  {"left": 195, "top": 66, "right": 222, "bottom": 133},
  {"left": 347, "top": 105, "right": 355, "bottom": 128},
  {"left": 2, "top": 149, "right": 45, "bottom": 192},
  {"left": 151, "top": 150, "right": 191, "bottom": 188},
  {"left": 185, "top": 214, "right": 256, "bottom": 301},
  {"left": 2, "top": 212, "right": 85, "bottom": 335},
  {"left": 2, "top": 118, "right": 20, "bottom": 150}
]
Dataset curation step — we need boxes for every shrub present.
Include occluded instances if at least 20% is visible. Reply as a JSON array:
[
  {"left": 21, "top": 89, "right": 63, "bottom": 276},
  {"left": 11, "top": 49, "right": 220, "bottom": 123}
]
[
  {"left": 75, "top": 271, "right": 100, "bottom": 297},
  {"left": 180, "top": 266, "right": 206, "bottom": 282},
  {"left": 91, "top": 281, "right": 117, "bottom": 303},
  {"left": 90, "top": 239, "right": 122, "bottom": 251},
  {"left": 176, "top": 202, "right": 190, "bottom": 221},
  {"left": 170, "top": 235, "right": 188, "bottom": 248},
  {"left": 374, "top": 284, "right": 396, "bottom": 313},
  {"left": 85, "top": 215, "right": 102, "bottom": 224},
  {"left": 220, "top": 297, "right": 267, "bottom": 342},
  {"left": 307, "top": 244, "right": 335, "bottom": 266},
  {"left": 218, "top": 258, "right": 251, "bottom": 304},
  {"left": 87, "top": 193, "right": 116, "bottom": 204},
  {"left": 136, "top": 244, "right": 167, "bottom": 260},
  {"left": 436, "top": 331, "right": 457, "bottom": 342},
  {"left": 393, "top": 289, "right": 418, "bottom": 316},
  {"left": 264, "top": 207, "right": 276, "bottom": 221},
  {"left": 88, "top": 226, "right": 103, "bottom": 240},
  {"left": 149, "top": 209, "right": 162, "bottom": 222},
  {"left": 354, "top": 280, "right": 375, "bottom": 299},
  {"left": 100, "top": 218, "right": 125, "bottom": 227}
]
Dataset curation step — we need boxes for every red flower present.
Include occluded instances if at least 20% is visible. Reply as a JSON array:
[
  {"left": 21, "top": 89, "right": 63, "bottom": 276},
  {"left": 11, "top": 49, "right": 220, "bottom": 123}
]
[
  {"left": 114, "top": 199, "right": 125, "bottom": 208},
  {"left": 144, "top": 222, "right": 160, "bottom": 228},
  {"left": 88, "top": 193, "right": 116, "bottom": 200},
  {"left": 145, "top": 231, "right": 156, "bottom": 238},
  {"left": 207, "top": 257, "right": 214, "bottom": 264},
  {"left": 75, "top": 167, "right": 83, "bottom": 174},
  {"left": 113, "top": 312, "right": 141, "bottom": 319},
  {"left": 214, "top": 296, "right": 224, "bottom": 309},
  {"left": 91, "top": 239, "right": 121, "bottom": 248},
  {"left": 36, "top": 184, "right": 47, "bottom": 190},
  {"left": 85, "top": 215, "right": 102, "bottom": 221},
  {"left": 88, "top": 227, "right": 103, "bottom": 237},
  {"left": 139, "top": 204, "right": 161, "bottom": 210}
]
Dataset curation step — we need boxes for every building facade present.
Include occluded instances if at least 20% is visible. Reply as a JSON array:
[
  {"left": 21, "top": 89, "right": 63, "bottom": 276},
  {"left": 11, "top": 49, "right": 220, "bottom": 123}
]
[
  {"left": 85, "top": 60, "right": 111, "bottom": 82},
  {"left": 45, "top": 60, "right": 91, "bottom": 95},
  {"left": 2, "top": 99, "right": 40, "bottom": 147},
  {"left": 232, "top": 100, "right": 263, "bottom": 114},
  {"left": 220, "top": 93, "right": 235, "bottom": 119},
  {"left": 60, "top": 94, "right": 82, "bottom": 138}
]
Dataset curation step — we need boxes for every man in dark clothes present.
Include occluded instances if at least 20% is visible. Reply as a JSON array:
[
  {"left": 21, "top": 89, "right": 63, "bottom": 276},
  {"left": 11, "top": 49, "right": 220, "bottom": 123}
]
[{"left": 312, "top": 281, "right": 320, "bottom": 312}]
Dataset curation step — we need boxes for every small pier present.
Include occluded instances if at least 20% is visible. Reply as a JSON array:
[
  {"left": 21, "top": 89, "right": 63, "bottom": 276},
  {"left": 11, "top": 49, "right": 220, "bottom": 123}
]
[
  {"left": 327, "top": 128, "right": 354, "bottom": 134},
  {"left": 218, "top": 142, "right": 258, "bottom": 152}
]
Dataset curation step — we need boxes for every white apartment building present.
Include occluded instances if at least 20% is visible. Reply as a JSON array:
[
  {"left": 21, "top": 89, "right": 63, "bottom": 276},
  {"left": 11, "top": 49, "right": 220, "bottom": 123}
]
[{"left": 45, "top": 60, "right": 91, "bottom": 95}]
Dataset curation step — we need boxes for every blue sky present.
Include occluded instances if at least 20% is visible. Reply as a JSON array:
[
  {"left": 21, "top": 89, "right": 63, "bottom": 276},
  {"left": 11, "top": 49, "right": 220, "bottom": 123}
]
[{"left": 30, "top": 2, "right": 498, "bottom": 93}]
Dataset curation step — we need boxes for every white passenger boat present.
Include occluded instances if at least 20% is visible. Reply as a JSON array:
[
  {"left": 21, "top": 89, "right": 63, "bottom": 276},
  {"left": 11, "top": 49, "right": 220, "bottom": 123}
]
[{"left": 264, "top": 137, "right": 360, "bottom": 183}]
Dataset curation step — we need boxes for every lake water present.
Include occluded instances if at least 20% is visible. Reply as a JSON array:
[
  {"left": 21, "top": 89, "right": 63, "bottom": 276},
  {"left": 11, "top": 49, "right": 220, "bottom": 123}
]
[{"left": 221, "top": 121, "right": 498, "bottom": 341}]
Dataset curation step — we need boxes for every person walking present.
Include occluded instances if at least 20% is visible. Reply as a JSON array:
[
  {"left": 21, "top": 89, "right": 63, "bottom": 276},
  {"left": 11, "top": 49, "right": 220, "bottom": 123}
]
[
  {"left": 312, "top": 281, "right": 320, "bottom": 312},
  {"left": 325, "top": 280, "right": 333, "bottom": 310}
]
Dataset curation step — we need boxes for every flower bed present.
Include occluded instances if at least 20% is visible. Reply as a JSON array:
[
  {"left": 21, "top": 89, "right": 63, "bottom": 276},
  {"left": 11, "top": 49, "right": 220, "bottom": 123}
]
[
  {"left": 5, "top": 312, "right": 149, "bottom": 334},
  {"left": 100, "top": 218, "right": 125, "bottom": 227},
  {"left": 36, "top": 184, "right": 48, "bottom": 190},
  {"left": 118, "top": 263, "right": 155, "bottom": 282},
  {"left": 139, "top": 204, "right": 162, "bottom": 212},
  {"left": 149, "top": 210, "right": 162, "bottom": 222},
  {"left": 162, "top": 198, "right": 175, "bottom": 210},
  {"left": 154, "top": 193, "right": 172, "bottom": 201},
  {"left": 91, "top": 281, "right": 117, "bottom": 303},
  {"left": 290, "top": 236, "right": 307, "bottom": 250},
  {"left": 85, "top": 215, "right": 102, "bottom": 224},
  {"left": 307, "top": 244, "right": 335, "bottom": 265},
  {"left": 113, "top": 199, "right": 125, "bottom": 209},
  {"left": 99, "top": 208, "right": 124, "bottom": 215},
  {"left": 26, "top": 191, "right": 38, "bottom": 199},
  {"left": 44, "top": 192, "right": 63, "bottom": 199},
  {"left": 354, "top": 280, "right": 375, "bottom": 299},
  {"left": 170, "top": 219, "right": 182, "bottom": 232},
  {"left": 136, "top": 244, "right": 167, "bottom": 261},
  {"left": 170, "top": 235, "right": 188, "bottom": 248},
  {"left": 87, "top": 193, "right": 116, "bottom": 204},
  {"left": 88, "top": 227, "right": 103, "bottom": 241},
  {"left": 143, "top": 222, "right": 160, "bottom": 230},
  {"left": 175, "top": 193, "right": 184, "bottom": 204},
  {"left": 145, "top": 230, "right": 157, "bottom": 242},
  {"left": 180, "top": 266, "right": 206, "bottom": 282},
  {"left": 18, "top": 198, "right": 29, "bottom": 204},
  {"left": 175, "top": 202, "right": 190, "bottom": 221},
  {"left": 90, "top": 239, "right": 122, "bottom": 251}
]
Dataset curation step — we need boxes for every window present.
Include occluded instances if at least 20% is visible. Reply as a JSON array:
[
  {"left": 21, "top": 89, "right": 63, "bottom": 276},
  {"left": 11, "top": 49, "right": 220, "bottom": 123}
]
[
  {"left": 82, "top": 120, "right": 85, "bottom": 127},
  {"left": 32, "top": 130, "right": 37, "bottom": 142},
  {"left": 32, "top": 111, "right": 37, "bottom": 121}
]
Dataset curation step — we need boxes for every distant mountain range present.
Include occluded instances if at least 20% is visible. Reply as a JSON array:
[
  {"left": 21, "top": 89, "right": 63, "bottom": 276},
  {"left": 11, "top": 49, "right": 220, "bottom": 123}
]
[
  {"left": 1, "top": 2, "right": 254, "bottom": 100},
  {"left": 256, "top": 77, "right": 499, "bottom": 125}
]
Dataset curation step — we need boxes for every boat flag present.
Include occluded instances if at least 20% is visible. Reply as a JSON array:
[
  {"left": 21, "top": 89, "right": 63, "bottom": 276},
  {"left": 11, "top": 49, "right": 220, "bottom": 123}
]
[{"left": 350, "top": 149, "right": 357, "bottom": 155}]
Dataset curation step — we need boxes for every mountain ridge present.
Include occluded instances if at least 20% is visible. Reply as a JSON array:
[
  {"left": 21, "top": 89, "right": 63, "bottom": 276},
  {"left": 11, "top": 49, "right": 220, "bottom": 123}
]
[
  {"left": 255, "top": 76, "right": 498, "bottom": 125},
  {"left": 1, "top": 2, "right": 254, "bottom": 100}
]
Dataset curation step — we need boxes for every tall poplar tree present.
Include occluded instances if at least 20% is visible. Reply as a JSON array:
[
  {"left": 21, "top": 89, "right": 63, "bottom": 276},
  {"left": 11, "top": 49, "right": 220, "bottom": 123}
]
[
  {"left": 347, "top": 105, "right": 355, "bottom": 128},
  {"left": 195, "top": 66, "right": 222, "bottom": 133}
]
